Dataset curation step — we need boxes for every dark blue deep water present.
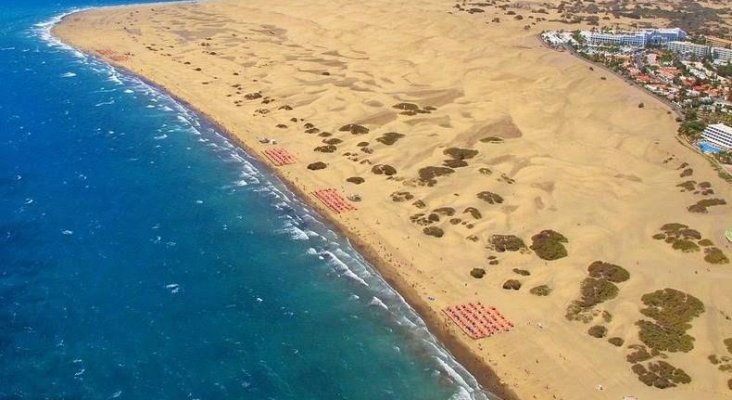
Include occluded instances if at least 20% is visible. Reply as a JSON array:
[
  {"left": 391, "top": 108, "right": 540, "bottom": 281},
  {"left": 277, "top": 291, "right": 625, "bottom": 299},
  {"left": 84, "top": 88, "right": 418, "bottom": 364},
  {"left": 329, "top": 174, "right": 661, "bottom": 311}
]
[{"left": 0, "top": 2, "right": 491, "bottom": 399}]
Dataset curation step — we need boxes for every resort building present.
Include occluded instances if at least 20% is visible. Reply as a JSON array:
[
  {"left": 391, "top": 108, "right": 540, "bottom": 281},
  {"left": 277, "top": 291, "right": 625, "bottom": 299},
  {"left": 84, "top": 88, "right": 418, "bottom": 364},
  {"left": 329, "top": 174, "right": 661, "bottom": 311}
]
[
  {"left": 702, "top": 123, "right": 732, "bottom": 150},
  {"left": 712, "top": 47, "right": 732, "bottom": 63},
  {"left": 583, "top": 28, "right": 686, "bottom": 48},
  {"left": 667, "top": 41, "right": 711, "bottom": 58}
]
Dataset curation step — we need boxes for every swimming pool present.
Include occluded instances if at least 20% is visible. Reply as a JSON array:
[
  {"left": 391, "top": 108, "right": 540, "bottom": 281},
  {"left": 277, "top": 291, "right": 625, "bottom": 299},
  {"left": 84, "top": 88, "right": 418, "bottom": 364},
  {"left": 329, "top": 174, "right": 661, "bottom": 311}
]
[{"left": 699, "top": 141, "right": 723, "bottom": 154}]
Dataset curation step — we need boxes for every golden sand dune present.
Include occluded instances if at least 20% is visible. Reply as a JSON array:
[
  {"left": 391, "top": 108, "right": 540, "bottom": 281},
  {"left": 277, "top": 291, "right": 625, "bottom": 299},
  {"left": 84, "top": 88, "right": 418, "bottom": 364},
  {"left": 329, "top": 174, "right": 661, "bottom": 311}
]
[{"left": 54, "top": 1, "right": 732, "bottom": 398}]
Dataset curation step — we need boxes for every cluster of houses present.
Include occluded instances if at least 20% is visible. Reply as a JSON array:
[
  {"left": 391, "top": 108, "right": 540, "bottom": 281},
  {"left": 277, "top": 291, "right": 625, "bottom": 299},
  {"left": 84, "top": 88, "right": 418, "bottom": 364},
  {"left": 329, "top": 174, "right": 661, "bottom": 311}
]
[{"left": 541, "top": 28, "right": 732, "bottom": 156}]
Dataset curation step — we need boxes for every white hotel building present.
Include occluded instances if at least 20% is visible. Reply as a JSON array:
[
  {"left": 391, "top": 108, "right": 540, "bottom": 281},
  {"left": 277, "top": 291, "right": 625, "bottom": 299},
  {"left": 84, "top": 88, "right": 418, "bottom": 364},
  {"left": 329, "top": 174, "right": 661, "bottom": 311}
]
[
  {"left": 712, "top": 47, "right": 732, "bottom": 63},
  {"left": 666, "top": 41, "right": 711, "bottom": 58},
  {"left": 583, "top": 28, "right": 686, "bottom": 48},
  {"left": 702, "top": 123, "right": 732, "bottom": 150}
]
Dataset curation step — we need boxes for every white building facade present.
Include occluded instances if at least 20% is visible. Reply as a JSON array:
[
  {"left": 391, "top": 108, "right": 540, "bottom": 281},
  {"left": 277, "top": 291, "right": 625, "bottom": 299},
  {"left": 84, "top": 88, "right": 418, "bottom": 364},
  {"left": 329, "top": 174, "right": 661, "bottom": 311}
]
[
  {"left": 667, "top": 41, "right": 711, "bottom": 58},
  {"left": 712, "top": 47, "right": 732, "bottom": 63},
  {"left": 702, "top": 123, "right": 732, "bottom": 150},
  {"left": 583, "top": 28, "right": 686, "bottom": 48}
]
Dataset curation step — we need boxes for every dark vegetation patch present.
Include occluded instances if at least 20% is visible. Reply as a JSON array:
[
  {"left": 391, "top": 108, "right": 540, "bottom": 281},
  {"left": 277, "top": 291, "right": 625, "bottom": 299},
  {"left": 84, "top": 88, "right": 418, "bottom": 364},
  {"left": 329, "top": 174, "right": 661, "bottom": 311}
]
[
  {"left": 529, "top": 229, "right": 567, "bottom": 260},
  {"left": 477, "top": 191, "right": 503, "bottom": 204},
  {"left": 244, "top": 92, "right": 262, "bottom": 100},
  {"left": 480, "top": 136, "right": 504, "bottom": 144},
  {"left": 444, "top": 159, "right": 468, "bottom": 168},
  {"left": 413, "top": 200, "right": 426, "bottom": 209},
  {"left": 346, "top": 177, "right": 364, "bottom": 184},
  {"left": 680, "top": 168, "right": 693, "bottom": 178},
  {"left": 339, "top": 124, "right": 369, "bottom": 135},
  {"left": 392, "top": 102, "right": 419, "bottom": 111},
  {"left": 418, "top": 166, "right": 454, "bottom": 186},
  {"left": 307, "top": 162, "right": 327, "bottom": 170},
  {"left": 314, "top": 145, "right": 337, "bottom": 153},
  {"left": 512, "top": 268, "right": 530, "bottom": 276},
  {"left": 687, "top": 198, "right": 726, "bottom": 213},
  {"left": 463, "top": 207, "right": 482, "bottom": 219},
  {"left": 631, "top": 361, "right": 691, "bottom": 389},
  {"left": 529, "top": 285, "right": 551, "bottom": 296},
  {"left": 502, "top": 279, "right": 521, "bottom": 290},
  {"left": 392, "top": 102, "right": 433, "bottom": 115},
  {"left": 423, "top": 226, "right": 444, "bottom": 238},
  {"left": 323, "top": 138, "right": 342, "bottom": 145},
  {"left": 608, "top": 337, "right": 624, "bottom": 347},
  {"left": 588, "top": 325, "right": 607, "bottom": 338},
  {"left": 371, "top": 164, "right": 397, "bottom": 176},
  {"left": 587, "top": 261, "right": 630, "bottom": 283},
  {"left": 470, "top": 268, "right": 486, "bottom": 279},
  {"left": 410, "top": 213, "right": 439, "bottom": 226},
  {"left": 704, "top": 247, "right": 729, "bottom": 264},
  {"left": 433, "top": 207, "right": 455, "bottom": 216},
  {"left": 376, "top": 132, "right": 404, "bottom": 146},
  {"left": 655, "top": 223, "right": 728, "bottom": 263},
  {"left": 444, "top": 148, "right": 479, "bottom": 160},
  {"left": 636, "top": 288, "right": 704, "bottom": 353},
  {"left": 489, "top": 234, "right": 526, "bottom": 252},
  {"left": 390, "top": 191, "right": 414, "bottom": 202},
  {"left": 725, "top": 338, "right": 732, "bottom": 354},
  {"left": 626, "top": 344, "right": 654, "bottom": 363},
  {"left": 677, "top": 180, "right": 696, "bottom": 191},
  {"left": 478, "top": 167, "right": 492, "bottom": 176}
]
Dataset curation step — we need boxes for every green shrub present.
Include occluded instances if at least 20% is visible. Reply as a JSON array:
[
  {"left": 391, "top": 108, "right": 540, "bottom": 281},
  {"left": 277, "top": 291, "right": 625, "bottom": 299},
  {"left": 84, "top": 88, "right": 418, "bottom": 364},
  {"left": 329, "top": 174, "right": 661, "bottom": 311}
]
[
  {"left": 307, "top": 162, "right": 327, "bottom": 170},
  {"left": 480, "top": 136, "right": 504, "bottom": 143},
  {"left": 371, "top": 164, "right": 397, "bottom": 176},
  {"left": 530, "top": 285, "right": 551, "bottom": 296},
  {"left": 688, "top": 198, "right": 727, "bottom": 213},
  {"left": 477, "top": 191, "right": 504, "bottom": 204},
  {"left": 418, "top": 166, "right": 454, "bottom": 185},
  {"left": 652, "top": 233, "right": 666, "bottom": 240},
  {"left": 631, "top": 360, "right": 691, "bottom": 388},
  {"left": 478, "top": 167, "right": 492, "bottom": 175},
  {"left": 433, "top": 207, "right": 455, "bottom": 216},
  {"left": 490, "top": 235, "right": 526, "bottom": 252},
  {"left": 444, "top": 148, "right": 479, "bottom": 160},
  {"left": 463, "top": 207, "right": 482, "bottom": 219},
  {"left": 579, "top": 278, "right": 619, "bottom": 307},
  {"left": 530, "top": 229, "right": 568, "bottom": 260},
  {"left": 676, "top": 181, "right": 696, "bottom": 191},
  {"left": 588, "top": 325, "right": 607, "bottom": 338},
  {"left": 346, "top": 176, "right": 365, "bottom": 184},
  {"left": 608, "top": 337, "right": 624, "bottom": 347},
  {"left": 513, "top": 268, "right": 530, "bottom": 276},
  {"left": 376, "top": 132, "right": 404, "bottom": 145},
  {"left": 339, "top": 123, "right": 369, "bottom": 134},
  {"left": 587, "top": 261, "right": 630, "bottom": 283},
  {"left": 698, "top": 238, "right": 713, "bottom": 247},
  {"left": 724, "top": 338, "right": 732, "bottom": 354},
  {"left": 392, "top": 102, "right": 419, "bottom": 111},
  {"left": 443, "top": 159, "right": 468, "bottom": 168},
  {"left": 626, "top": 344, "right": 653, "bottom": 363},
  {"left": 423, "top": 226, "right": 444, "bottom": 238},
  {"left": 323, "top": 138, "right": 343, "bottom": 145},
  {"left": 636, "top": 288, "right": 705, "bottom": 353},
  {"left": 314, "top": 145, "right": 337, "bottom": 153},
  {"left": 502, "top": 279, "right": 521, "bottom": 290},
  {"left": 391, "top": 191, "right": 414, "bottom": 202},
  {"left": 704, "top": 247, "right": 729, "bottom": 264},
  {"left": 470, "top": 268, "right": 486, "bottom": 279},
  {"left": 672, "top": 239, "right": 699, "bottom": 253},
  {"left": 636, "top": 320, "right": 695, "bottom": 353},
  {"left": 640, "top": 288, "right": 705, "bottom": 329}
]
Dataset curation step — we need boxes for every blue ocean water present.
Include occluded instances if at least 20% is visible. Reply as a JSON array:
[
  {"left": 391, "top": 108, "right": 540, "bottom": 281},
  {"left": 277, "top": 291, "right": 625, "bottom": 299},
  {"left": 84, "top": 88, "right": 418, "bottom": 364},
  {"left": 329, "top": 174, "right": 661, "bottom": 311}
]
[{"left": 0, "top": 2, "right": 492, "bottom": 399}]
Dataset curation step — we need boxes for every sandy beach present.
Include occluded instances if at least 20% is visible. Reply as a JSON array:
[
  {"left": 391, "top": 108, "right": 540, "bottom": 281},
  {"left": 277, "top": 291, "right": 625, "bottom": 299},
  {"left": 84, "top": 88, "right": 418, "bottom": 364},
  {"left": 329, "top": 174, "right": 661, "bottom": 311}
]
[{"left": 53, "top": 1, "right": 732, "bottom": 398}]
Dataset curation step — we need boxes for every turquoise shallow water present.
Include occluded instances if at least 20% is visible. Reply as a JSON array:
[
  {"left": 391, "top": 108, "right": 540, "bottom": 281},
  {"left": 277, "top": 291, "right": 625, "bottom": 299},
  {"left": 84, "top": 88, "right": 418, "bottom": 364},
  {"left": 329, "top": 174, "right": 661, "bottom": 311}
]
[{"left": 0, "top": 2, "right": 493, "bottom": 399}]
